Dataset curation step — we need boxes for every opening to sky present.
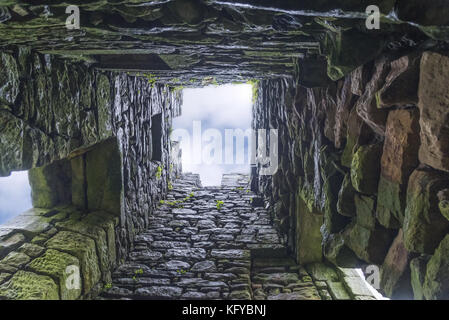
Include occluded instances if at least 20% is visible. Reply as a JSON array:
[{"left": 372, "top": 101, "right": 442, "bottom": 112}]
[
  {"left": 0, "top": 171, "right": 32, "bottom": 225},
  {"left": 172, "top": 83, "right": 252, "bottom": 186}
]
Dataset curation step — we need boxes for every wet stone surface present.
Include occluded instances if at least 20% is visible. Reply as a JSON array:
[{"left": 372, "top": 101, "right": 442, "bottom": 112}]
[{"left": 100, "top": 173, "right": 356, "bottom": 300}]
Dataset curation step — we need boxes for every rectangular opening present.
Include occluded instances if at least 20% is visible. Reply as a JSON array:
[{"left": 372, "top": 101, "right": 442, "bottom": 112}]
[
  {"left": 0, "top": 171, "right": 32, "bottom": 225},
  {"left": 152, "top": 113, "right": 163, "bottom": 161},
  {"left": 171, "top": 83, "right": 253, "bottom": 186}
]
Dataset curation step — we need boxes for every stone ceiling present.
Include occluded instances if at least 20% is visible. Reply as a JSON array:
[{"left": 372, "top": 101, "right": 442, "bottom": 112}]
[{"left": 1, "top": 1, "right": 448, "bottom": 86}]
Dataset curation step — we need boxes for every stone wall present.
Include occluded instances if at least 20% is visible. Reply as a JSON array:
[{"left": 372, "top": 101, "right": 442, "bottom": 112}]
[
  {"left": 0, "top": 47, "right": 182, "bottom": 299},
  {"left": 252, "top": 50, "right": 449, "bottom": 300}
]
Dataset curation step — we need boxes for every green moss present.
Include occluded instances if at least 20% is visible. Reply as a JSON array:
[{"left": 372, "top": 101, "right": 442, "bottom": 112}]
[
  {"left": 350, "top": 144, "right": 382, "bottom": 195},
  {"left": 155, "top": 166, "right": 162, "bottom": 180},
  {"left": 28, "top": 249, "right": 81, "bottom": 300},
  {"left": 216, "top": 200, "right": 224, "bottom": 211},
  {"left": 141, "top": 73, "right": 158, "bottom": 87},
  {"left": 0, "top": 270, "right": 59, "bottom": 300},
  {"left": 247, "top": 79, "right": 260, "bottom": 104}
]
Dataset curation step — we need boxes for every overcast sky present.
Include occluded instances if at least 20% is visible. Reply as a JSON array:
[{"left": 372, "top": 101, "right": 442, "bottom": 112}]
[
  {"left": 0, "top": 171, "right": 32, "bottom": 225},
  {"left": 173, "top": 84, "right": 253, "bottom": 186}
]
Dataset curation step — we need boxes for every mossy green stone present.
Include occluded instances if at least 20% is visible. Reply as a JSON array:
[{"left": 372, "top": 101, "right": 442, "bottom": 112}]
[
  {"left": 0, "top": 270, "right": 59, "bottom": 300},
  {"left": 45, "top": 231, "right": 100, "bottom": 295},
  {"left": 423, "top": 235, "right": 449, "bottom": 300},
  {"left": 403, "top": 169, "right": 449, "bottom": 254},
  {"left": 439, "top": 200, "right": 449, "bottom": 221},
  {"left": 28, "top": 249, "right": 81, "bottom": 300},
  {"left": 354, "top": 195, "right": 376, "bottom": 230},
  {"left": 350, "top": 144, "right": 382, "bottom": 195},
  {"left": 376, "top": 176, "right": 402, "bottom": 228},
  {"left": 410, "top": 255, "right": 430, "bottom": 300},
  {"left": 337, "top": 174, "right": 356, "bottom": 217}
]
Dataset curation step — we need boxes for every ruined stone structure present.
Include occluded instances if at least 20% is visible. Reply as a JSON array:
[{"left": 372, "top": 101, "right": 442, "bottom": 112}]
[{"left": 1, "top": 1, "right": 449, "bottom": 300}]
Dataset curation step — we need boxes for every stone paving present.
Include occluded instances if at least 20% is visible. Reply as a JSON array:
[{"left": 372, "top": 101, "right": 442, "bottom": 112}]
[{"left": 100, "top": 173, "right": 377, "bottom": 300}]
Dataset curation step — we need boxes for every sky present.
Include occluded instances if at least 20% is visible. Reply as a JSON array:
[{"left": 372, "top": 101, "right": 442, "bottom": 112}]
[
  {"left": 172, "top": 84, "right": 253, "bottom": 186},
  {"left": 0, "top": 171, "right": 32, "bottom": 225}
]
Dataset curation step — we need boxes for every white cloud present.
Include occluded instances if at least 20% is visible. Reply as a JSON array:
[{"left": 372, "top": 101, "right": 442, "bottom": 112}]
[
  {"left": 173, "top": 84, "right": 252, "bottom": 186},
  {"left": 0, "top": 171, "right": 32, "bottom": 225}
]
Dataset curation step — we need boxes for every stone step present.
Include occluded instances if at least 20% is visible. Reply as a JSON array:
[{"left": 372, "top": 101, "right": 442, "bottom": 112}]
[{"left": 250, "top": 247, "right": 288, "bottom": 259}]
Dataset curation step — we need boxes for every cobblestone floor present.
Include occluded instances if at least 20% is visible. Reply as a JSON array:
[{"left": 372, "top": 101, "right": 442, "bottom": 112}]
[{"left": 100, "top": 174, "right": 378, "bottom": 300}]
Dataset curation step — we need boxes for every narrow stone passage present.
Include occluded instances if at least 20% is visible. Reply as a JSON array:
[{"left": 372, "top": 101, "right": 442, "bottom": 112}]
[{"left": 100, "top": 174, "right": 375, "bottom": 300}]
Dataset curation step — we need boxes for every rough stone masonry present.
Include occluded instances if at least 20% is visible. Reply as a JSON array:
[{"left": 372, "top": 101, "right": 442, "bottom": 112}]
[{"left": 1, "top": 0, "right": 449, "bottom": 300}]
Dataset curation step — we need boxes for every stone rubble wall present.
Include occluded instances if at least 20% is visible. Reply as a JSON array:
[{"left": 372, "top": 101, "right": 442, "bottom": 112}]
[
  {"left": 252, "top": 50, "right": 449, "bottom": 300},
  {"left": 0, "top": 47, "right": 182, "bottom": 299}
]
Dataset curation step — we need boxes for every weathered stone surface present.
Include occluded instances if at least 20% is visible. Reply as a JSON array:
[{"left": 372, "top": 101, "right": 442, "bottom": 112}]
[
  {"left": 295, "top": 196, "right": 323, "bottom": 264},
  {"left": 380, "top": 229, "right": 414, "bottom": 299},
  {"left": 46, "top": 231, "right": 101, "bottom": 295},
  {"left": 403, "top": 168, "right": 449, "bottom": 254},
  {"left": 17, "top": 243, "right": 44, "bottom": 258},
  {"left": 323, "top": 233, "right": 360, "bottom": 267},
  {"left": 410, "top": 255, "right": 430, "bottom": 300},
  {"left": 56, "top": 210, "right": 117, "bottom": 282},
  {"left": 101, "top": 174, "right": 350, "bottom": 301},
  {"left": 1, "top": 251, "right": 31, "bottom": 268},
  {"left": 377, "top": 108, "right": 420, "bottom": 228},
  {"left": 354, "top": 57, "right": 390, "bottom": 136},
  {"left": 341, "top": 107, "right": 374, "bottom": 168},
  {"left": 323, "top": 30, "right": 384, "bottom": 81},
  {"left": 0, "top": 270, "right": 59, "bottom": 300},
  {"left": 351, "top": 143, "right": 383, "bottom": 195},
  {"left": 345, "top": 222, "right": 395, "bottom": 264},
  {"left": 28, "top": 249, "right": 81, "bottom": 300},
  {"left": 423, "top": 235, "right": 449, "bottom": 300},
  {"left": 354, "top": 195, "right": 376, "bottom": 230},
  {"left": 438, "top": 189, "right": 449, "bottom": 221},
  {"left": 376, "top": 54, "right": 420, "bottom": 108},
  {"left": 418, "top": 52, "right": 449, "bottom": 172},
  {"left": 0, "top": 209, "right": 53, "bottom": 239},
  {"left": 28, "top": 160, "right": 71, "bottom": 208},
  {"left": 0, "top": 110, "right": 25, "bottom": 176},
  {"left": 342, "top": 276, "right": 375, "bottom": 298},
  {"left": 337, "top": 174, "right": 356, "bottom": 217},
  {"left": 0, "top": 233, "right": 25, "bottom": 259},
  {"left": 191, "top": 260, "right": 216, "bottom": 273},
  {"left": 327, "top": 281, "right": 351, "bottom": 300},
  {"left": 0, "top": 53, "right": 19, "bottom": 105},
  {"left": 135, "top": 286, "right": 183, "bottom": 299},
  {"left": 86, "top": 138, "right": 123, "bottom": 216},
  {"left": 305, "top": 263, "right": 339, "bottom": 282}
]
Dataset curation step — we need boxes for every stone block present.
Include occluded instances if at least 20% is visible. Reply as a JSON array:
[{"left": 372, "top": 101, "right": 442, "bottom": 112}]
[
  {"left": 45, "top": 231, "right": 101, "bottom": 295},
  {"left": 0, "top": 233, "right": 25, "bottom": 259},
  {"left": 423, "top": 235, "right": 449, "bottom": 300},
  {"left": 351, "top": 143, "right": 383, "bottom": 195},
  {"left": 345, "top": 222, "right": 395, "bottom": 264},
  {"left": 354, "top": 194, "right": 376, "bottom": 230},
  {"left": 337, "top": 174, "right": 356, "bottom": 217},
  {"left": 0, "top": 270, "right": 59, "bottom": 300},
  {"left": 418, "top": 52, "right": 449, "bottom": 172},
  {"left": 55, "top": 211, "right": 116, "bottom": 283},
  {"left": 28, "top": 249, "right": 81, "bottom": 300},
  {"left": 85, "top": 138, "right": 123, "bottom": 216},
  {"left": 377, "top": 108, "right": 420, "bottom": 228},
  {"left": 410, "top": 255, "right": 430, "bottom": 300},
  {"left": 403, "top": 168, "right": 449, "bottom": 254},
  {"left": 376, "top": 53, "right": 420, "bottom": 108},
  {"left": 380, "top": 229, "right": 414, "bottom": 299},
  {"left": 295, "top": 195, "right": 323, "bottom": 264},
  {"left": 28, "top": 159, "right": 71, "bottom": 208}
]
